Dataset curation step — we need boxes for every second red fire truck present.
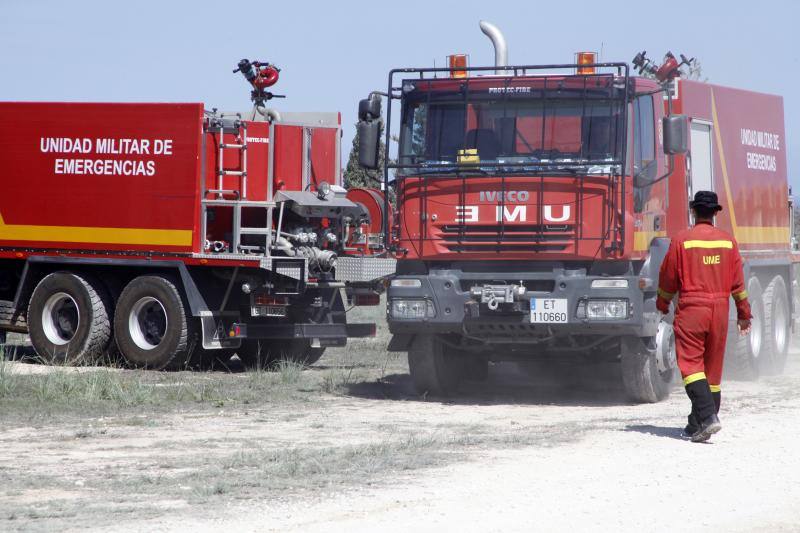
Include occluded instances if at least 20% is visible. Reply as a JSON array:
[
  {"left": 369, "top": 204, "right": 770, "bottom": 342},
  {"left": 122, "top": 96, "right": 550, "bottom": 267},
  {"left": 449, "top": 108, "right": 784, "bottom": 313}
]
[
  {"left": 358, "top": 22, "right": 793, "bottom": 401},
  {"left": 0, "top": 60, "right": 395, "bottom": 369}
]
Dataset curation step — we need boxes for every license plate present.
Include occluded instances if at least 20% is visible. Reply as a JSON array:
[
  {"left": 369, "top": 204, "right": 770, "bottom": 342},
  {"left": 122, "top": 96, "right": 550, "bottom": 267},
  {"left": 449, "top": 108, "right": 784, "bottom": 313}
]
[
  {"left": 530, "top": 298, "right": 569, "bottom": 324},
  {"left": 251, "top": 305, "right": 287, "bottom": 318}
]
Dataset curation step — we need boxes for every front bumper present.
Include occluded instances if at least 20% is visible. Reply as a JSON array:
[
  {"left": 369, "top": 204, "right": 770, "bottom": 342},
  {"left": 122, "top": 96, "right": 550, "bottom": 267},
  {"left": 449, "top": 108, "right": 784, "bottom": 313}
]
[
  {"left": 230, "top": 322, "right": 376, "bottom": 347},
  {"left": 387, "top": 267, "right": 658, "bottom": 339}
]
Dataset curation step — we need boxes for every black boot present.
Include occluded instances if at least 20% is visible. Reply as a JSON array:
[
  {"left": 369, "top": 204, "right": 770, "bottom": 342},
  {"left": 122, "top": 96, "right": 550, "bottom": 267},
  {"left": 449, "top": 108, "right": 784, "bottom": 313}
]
[
  {"left": 691, "top": 413, "right": 722, "bottom": 443},
  {"left": 684, "top": 413, "right": 700, "bottom": 436},
  {"left": 684, "top": 378, "right": 719, "bottom": 442}
]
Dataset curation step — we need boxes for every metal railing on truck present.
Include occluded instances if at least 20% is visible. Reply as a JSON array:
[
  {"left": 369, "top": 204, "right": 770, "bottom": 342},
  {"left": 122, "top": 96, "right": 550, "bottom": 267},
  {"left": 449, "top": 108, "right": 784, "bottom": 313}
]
[{"left": 381, "top": 62, "right": 630, "bottom": 256}]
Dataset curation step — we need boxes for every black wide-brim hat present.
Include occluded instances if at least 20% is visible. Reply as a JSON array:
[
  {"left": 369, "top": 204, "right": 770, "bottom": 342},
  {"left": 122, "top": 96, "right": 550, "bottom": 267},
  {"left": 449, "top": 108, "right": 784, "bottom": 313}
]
[{"left": 690, "top": 190, "right": 723, "bottom": 212}]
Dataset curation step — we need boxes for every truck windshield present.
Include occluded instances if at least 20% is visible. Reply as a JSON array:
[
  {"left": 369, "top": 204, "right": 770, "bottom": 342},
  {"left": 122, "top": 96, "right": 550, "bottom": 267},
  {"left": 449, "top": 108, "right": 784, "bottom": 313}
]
[{"left": 398, "top": 76, "right": 625, "bottom": 175}]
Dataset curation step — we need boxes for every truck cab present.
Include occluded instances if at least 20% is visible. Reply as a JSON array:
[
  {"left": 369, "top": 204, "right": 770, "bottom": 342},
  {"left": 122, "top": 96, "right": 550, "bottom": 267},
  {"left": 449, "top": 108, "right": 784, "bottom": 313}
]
[{"left": 359, "top": 25, "right": 791, "bottom": 400}]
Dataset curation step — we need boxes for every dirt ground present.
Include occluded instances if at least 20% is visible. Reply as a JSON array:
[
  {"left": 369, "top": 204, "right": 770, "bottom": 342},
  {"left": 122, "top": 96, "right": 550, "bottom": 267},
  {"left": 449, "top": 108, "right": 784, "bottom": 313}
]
[{"left": 2, "top": 316, "right": 800, "bottom": 532}]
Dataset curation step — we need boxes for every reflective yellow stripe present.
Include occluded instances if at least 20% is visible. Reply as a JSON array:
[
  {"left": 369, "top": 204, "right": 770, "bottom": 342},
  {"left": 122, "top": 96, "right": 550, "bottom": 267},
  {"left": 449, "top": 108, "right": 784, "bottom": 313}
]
[
  {"left": 733, "top": 291, "right": 748, "bottom": 302},
  {"left": 634, "top": 230, "right": 667, "bottom": 251},
  {"left": 709, "top": 384, "right": 721, "bottom": 393},
  {"left": 0, "top": 209, "right": 192, "bottom": 247},
  {"left": 683, "top": 372, "right": 707, "bottom": 386},
  {"left": 735, "top": 226, "right": 791, "bottom": 245},
  {"left": 657, "top": 288, "right": 675, "bottom": 300},
  {"left": 683, "top": 240, "right": 733, "bottom": 250}
]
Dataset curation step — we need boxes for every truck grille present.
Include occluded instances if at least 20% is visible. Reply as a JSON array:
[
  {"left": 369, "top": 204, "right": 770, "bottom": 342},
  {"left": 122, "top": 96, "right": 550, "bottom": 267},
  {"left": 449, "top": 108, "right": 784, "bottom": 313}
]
[{"left": 439, "top": 224, "right": 573, "bottom": 253}]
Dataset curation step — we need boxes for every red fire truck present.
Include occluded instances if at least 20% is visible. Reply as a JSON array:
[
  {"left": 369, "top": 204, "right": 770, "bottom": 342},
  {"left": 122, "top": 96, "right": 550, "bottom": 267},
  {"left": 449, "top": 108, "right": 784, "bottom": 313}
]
[
  {"left": 358, "top": 22, "right": 793, "bottom": 401},
  {"left": 0, "top": 59, "right": 395, "bottom": 369}
]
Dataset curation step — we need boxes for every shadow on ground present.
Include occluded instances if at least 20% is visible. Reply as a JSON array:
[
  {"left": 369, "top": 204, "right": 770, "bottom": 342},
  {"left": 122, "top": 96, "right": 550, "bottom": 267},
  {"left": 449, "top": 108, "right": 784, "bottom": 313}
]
[
  {"left": 345, "top": 360, "right": 635, "bottom": 408},
  {"left": 623, "top": 424, "right": 687, "bottom": 441}
]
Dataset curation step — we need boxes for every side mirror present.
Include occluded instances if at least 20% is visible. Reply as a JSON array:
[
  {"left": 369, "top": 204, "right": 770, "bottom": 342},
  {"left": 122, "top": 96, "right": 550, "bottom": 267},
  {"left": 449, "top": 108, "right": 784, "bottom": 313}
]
[
  {"left": 358, "top": 96, "right": 381, "bottom": 121},
  {"left": 663, "top": 115, "right": 689, "bottom": 155},
  {"left": 357, "top": 120, "right": 380, "bottom": 170},
  {"left": 357, "top": 95, "right": 382, "bottom": 170}
]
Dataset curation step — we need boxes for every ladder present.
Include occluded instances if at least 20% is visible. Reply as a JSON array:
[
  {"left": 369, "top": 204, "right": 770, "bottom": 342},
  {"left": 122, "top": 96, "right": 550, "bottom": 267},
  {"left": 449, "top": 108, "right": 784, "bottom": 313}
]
[
  {"left": 208, "top": 119, "right": 248, "bottom": 200},
  {"left": 201, "top": 115, "right": 275, "bottom": 256}
]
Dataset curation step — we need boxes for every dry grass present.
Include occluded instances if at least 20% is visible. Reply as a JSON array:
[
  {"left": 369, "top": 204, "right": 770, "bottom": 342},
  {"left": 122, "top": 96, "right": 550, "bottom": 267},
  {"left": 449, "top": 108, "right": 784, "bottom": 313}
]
[
  {"left": 0, "top": 359, "right": 329, "bottom": 424},
  {"left": 0, "top": 301, "right": 397, "bottom": 423}
]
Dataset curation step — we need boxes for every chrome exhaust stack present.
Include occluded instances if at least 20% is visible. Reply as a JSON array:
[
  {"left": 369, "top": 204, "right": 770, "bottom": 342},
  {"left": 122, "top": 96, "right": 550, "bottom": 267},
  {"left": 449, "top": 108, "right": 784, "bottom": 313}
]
[{"left": 479, "top": 20, "right": 508, "bottom": 74}]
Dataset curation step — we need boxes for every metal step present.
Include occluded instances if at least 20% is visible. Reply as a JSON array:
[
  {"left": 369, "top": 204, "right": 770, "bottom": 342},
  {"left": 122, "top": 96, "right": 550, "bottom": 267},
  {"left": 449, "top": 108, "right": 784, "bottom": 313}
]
[{"left": 206, "top": 189, "right": 240, "bottom": 198}]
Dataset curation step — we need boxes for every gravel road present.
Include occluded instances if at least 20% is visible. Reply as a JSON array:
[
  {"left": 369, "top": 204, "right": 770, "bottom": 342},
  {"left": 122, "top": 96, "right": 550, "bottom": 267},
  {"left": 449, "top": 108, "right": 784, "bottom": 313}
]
[
  {"left": 2, "top": 346, "right": 799, "bottom": 532},
  {"left": 122, "top": 356, "right": 800, "bottom": 531}
]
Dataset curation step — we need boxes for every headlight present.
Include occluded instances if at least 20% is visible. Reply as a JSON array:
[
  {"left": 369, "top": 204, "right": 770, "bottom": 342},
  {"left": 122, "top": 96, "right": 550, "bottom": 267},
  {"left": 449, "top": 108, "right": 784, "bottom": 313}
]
[
  {"left": 576, "top": 299, "right": 629, "bottom": 320},
  {"left": 390, "top": 278, "right": 422, "bottom": 288},
  {"left": 591, "top": 279, "right": 629, "bottom": 289},
  {"left": 390, "top": 299, "right": 435, "bottom": 319}
]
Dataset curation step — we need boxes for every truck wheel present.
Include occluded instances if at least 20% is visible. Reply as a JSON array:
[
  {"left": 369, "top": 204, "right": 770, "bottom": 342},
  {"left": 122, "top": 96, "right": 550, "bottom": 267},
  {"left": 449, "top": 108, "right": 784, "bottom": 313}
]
[
  {"left": 408, "top": 334, "right": 461, "bottom": 397},
  {"left": 238, "top": 340, "right": 325, "bottom": 369},
  {"left": 726, "top": 277, "right": 764, "bottom": 380},
  {"left": 761, "top": 275, "right": 790, "bottom": 375},
  {"left": 620, "top": 335, "right": 675, "bottom": 403},
  {"left": 27, "top": 272, "right": 112, "bottom": 365},
  {"left": 0, "top": 299, "right": 28, "bottom": 333},
  {"left": 113, "top": 276, "right": 192, "bottom": 370}
]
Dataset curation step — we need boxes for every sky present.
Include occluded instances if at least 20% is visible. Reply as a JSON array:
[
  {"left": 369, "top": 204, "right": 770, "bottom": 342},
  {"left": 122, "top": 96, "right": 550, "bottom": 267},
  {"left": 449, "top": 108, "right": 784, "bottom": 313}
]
[{"left": 1, "top": 0, "right": 798, "bottom": 191}]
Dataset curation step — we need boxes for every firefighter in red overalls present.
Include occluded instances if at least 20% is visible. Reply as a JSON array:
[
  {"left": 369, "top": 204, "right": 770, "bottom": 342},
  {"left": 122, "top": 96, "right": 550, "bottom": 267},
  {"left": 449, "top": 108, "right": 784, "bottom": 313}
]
[{"left": 657, "top": 191, "right": 752, "bottom": 442}]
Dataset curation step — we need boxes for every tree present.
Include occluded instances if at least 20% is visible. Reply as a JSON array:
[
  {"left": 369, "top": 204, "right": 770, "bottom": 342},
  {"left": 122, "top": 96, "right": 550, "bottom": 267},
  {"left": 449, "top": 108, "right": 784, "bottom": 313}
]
[
  {"left": 342, "top": 118, "right": 387, "bottom": 190},
  {"left": 685, "top": 58, "right": 707, "bottom": 82}
]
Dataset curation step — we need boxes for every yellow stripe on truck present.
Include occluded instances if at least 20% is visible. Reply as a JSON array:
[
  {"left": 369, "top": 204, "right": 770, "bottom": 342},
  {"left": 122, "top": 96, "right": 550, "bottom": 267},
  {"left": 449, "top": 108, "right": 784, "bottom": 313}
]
[
  {"left": 0, "top": 211, "right": 192, "bottom": 247},
  {"left": 633, "top": 231, "right": 667, "bottom": 251},
  {"left": 734, "top": 226, "right": 790, "bottom": 245}
]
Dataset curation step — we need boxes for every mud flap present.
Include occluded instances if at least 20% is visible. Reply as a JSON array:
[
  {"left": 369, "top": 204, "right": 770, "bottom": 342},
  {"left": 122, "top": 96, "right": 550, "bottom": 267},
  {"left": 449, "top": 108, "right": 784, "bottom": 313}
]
[{"left": 200, "top": 312, "right": 242, "bottom": 350}]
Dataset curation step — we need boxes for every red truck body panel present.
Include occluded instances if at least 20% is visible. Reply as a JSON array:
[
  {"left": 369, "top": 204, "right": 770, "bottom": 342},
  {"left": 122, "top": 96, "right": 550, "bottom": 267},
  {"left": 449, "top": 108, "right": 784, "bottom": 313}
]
[
  {"left": 0, "top": 102, "right": 341, "bottom": 262},
  {"left": 399, "top": 175, "right": 616, "bottom": 260},
  {"left": 0, "top": 103, "right": 204, "bottom": 254},
  {"left": 669, "top": 79, "right": 789, "bottom": 254}
]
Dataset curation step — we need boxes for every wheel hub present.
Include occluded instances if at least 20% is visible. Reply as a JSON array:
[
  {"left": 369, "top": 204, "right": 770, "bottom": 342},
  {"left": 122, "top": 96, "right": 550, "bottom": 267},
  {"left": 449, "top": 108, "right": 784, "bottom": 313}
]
[
  {"left": 129, "top": 297, "right": 168, "bottom": 351},
  {"left": 750, "top": 304, "right": 763, "bottom": 359},
  {"left": 774, "top": 294, "right": 788, "bottom": 355},
  {"left": 655, "top": 321, "right": 677, "bottom": 374},
  {"left": 42, "top": 292, "right": 79, "bottom": 346}
]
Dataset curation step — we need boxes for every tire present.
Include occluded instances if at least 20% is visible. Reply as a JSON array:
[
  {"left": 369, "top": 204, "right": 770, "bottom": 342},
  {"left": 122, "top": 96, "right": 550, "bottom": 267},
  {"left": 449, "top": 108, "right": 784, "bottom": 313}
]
[
  {"left": 407, "top": 334, "right": 461, "bottom": 397},
  {"left": 726, "top": 277, "right": 764, "bottom": 380},
  {"left": 620, "top": 335, "right": 675, "bottom": 403},
  {"left": 113, "top": 276, "right": 193, "bottom": 370},
  {"left": 0, "top": 299, "right": 28, "bottom": 333},
  {"left": 761, "top": 275, "right": 790, "bottom": 375},
  {"left": 237, "top": 339, "right": 325, "bottom": 369},
  {"left": 27, "top": 272, "right": 112, "bottom": 365}
]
